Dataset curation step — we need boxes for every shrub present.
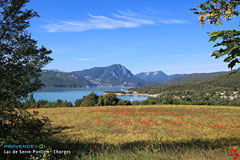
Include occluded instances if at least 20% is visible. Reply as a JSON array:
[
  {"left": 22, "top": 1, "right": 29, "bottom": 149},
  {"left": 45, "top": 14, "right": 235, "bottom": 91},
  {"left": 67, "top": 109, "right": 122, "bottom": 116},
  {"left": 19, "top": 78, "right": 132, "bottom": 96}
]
[
  {"left": 118, "top": 99, "right": 132, "bottom": 105},
  {"left": 103, "top": 94, "right": 119, "bottom": 106},
  {"left": 81, "top": 92, "right": 98, "bottom": 106}
]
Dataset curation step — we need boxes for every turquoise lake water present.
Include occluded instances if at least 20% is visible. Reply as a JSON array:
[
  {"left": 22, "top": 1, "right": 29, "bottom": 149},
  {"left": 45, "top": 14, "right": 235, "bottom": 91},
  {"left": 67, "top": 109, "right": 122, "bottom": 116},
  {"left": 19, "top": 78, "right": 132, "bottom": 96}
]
[{"left": 33, "top": 86, "right": 148, "bottom": 103}]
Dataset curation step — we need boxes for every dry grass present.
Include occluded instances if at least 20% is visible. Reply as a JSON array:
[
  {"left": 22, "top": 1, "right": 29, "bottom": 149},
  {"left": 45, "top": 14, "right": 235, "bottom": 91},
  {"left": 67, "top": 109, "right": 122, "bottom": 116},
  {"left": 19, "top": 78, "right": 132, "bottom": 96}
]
[{"left": 28, "top": 105, "right": 240, "bottom": 159}]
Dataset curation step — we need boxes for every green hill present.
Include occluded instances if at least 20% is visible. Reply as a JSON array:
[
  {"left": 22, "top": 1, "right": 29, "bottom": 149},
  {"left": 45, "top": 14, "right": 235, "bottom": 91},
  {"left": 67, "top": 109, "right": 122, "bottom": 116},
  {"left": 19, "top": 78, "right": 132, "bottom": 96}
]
[
  {"left": 130, "top": 72, "right": 240, "bottom": 95},
  {"left": 40, "top": 70, "right": 94, "bottom": 87},
  {"left": 166, "top": 71, "right": 228, "bottom": 84}
]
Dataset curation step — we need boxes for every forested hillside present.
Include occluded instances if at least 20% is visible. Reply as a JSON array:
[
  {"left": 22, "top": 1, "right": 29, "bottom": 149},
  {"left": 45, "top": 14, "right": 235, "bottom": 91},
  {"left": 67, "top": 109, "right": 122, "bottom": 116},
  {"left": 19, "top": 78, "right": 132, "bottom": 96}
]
[
  {"left": 130, "top": 72, "right": 240, "bottom": 106},
  {"left": 40, "top": 70, "right": 94, "bottom": 87},
  {"left": 166, "top": 71, "right": 228, "bottom": 84},
  {"left": 131, "top": 72, "right": 240, "bottom": 94}
]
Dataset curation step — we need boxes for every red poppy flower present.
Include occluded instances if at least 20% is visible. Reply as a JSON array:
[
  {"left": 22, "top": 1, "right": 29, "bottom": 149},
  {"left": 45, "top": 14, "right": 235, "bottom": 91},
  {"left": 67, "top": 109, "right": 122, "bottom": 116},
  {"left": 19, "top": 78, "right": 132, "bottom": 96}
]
[
  {"left": 184, "top": 154, "right": 190, "bottom": 158},
  {"left": 233, "top": 148, "right": 237, "bottom": 153}
]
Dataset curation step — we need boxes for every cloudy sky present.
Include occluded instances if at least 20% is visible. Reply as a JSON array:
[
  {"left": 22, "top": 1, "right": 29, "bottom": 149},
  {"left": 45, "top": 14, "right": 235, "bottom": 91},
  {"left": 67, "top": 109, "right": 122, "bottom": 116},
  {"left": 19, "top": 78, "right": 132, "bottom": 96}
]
[{"left": 27, "top": 0, "right": 239, "bottom": 74}]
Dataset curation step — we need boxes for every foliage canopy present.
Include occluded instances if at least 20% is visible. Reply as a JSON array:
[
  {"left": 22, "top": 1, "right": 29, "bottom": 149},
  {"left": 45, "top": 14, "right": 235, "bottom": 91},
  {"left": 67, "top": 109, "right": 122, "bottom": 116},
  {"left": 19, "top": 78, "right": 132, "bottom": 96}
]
[
  {"left": 192, "top": 0, "right": 240, "bottom": 70},
  {"left": 0, "top": 0, "right": 53, "bottom": 159},
  {"left": 0, "top": 0, "right": 52, "bottom": 111}
]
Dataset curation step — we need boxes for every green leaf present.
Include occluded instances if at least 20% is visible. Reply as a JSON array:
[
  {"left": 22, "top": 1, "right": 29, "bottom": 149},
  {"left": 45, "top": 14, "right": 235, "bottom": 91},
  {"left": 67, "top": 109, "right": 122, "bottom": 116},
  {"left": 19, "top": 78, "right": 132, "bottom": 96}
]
[
  {"left": 190, "top": 8, "right": 198, "bottom": 11},
  {"left": 224, "top": 56, "right": 233, "bottom": 62},
  {"left": 228, "top": 59, "right": 240, "bottom": 69},
  {"left": 211, "top": 50, "right": 223, "bottom": 58},
  {"left": 209, "top": 36, "right": 218, "bottom": 42}
]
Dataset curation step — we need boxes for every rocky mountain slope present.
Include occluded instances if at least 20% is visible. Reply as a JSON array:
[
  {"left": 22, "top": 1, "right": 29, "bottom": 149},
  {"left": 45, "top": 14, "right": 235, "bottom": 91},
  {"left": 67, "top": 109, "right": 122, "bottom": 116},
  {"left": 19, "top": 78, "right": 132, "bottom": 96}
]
[
  {"left": 71, "top": 64, "right": 144, "bottom": 86},
  {"left": 136, "top": 71, "right": 187, "bottom": 85}
]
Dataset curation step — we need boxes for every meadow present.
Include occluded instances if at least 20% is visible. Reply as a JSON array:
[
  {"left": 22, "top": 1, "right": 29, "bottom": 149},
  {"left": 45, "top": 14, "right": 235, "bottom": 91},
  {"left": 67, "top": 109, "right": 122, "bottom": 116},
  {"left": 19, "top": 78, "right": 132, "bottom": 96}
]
[{"left": 28, "top": 105, "right": 240, "bottom": 160}]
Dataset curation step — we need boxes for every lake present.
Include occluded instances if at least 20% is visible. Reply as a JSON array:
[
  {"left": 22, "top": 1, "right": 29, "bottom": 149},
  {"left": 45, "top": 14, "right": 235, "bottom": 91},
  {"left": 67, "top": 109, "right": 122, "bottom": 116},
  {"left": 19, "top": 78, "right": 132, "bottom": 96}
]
[{"left": 33, "top": 86, "right": 148, "bottom": 103}]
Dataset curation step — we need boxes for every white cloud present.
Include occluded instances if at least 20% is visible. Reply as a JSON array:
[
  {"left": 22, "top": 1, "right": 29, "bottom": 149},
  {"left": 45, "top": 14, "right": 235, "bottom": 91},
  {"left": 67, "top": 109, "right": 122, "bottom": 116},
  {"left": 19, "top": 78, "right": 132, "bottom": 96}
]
[
  {"left": 159, "top": 19, "right": 187, "bottom": 24},
  {"left": 77, "top": 58, "right": 97, "bottom": 61},
  {"left": 43, "top": 9, "right": 186, "bottom": 32},
  {"left": 117, "top": 9, "right": 139, "bottom": 17}
]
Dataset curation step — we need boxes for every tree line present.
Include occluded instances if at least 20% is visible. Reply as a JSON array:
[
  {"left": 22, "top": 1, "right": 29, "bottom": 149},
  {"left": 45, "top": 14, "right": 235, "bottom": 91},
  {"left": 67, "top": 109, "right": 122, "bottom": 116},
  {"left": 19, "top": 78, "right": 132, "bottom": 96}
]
[
  {"left": 22, "top": 92, "right": 133, "bottom": 108},
  {"left": 22, "top": 90, "right": 240, "bottom": 109}
]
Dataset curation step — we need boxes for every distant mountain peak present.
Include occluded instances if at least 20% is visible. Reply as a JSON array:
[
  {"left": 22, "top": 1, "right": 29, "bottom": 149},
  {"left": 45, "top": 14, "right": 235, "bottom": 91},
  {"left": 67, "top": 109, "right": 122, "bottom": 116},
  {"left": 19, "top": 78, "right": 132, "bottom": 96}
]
[
  {"left": 111, "top": 64, "right": 122, "bottom": 67},
  {"left": 137, "top": 71, "right": 167, "bottom": 77},
  {"left": 44, "top": 69, "right": 61, "bottom": 72},
  {"left": 109, "top": 64, "right": 133, "bottom": 78},
  {"left": 135, "top": 71, "right": 186, "bottom": 85},
  {"left": 71, "top": 64, "right": 140, "bottom": 86}
]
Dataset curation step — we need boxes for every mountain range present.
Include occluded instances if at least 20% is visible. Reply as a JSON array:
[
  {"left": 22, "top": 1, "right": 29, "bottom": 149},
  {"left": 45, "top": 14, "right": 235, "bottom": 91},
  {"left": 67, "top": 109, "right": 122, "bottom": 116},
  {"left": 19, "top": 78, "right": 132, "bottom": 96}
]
[
  {"left": 130, "top": 71, "right": 240, "bottom": 95},
  {"left": 166, "top": 71, "right": 228, "bottom": 84},
  {"left": 135, "top": 71, "right": 187, "bottom": 85},
  {"left": 40, "top": 64, "right": 229, "bottom": 87}
]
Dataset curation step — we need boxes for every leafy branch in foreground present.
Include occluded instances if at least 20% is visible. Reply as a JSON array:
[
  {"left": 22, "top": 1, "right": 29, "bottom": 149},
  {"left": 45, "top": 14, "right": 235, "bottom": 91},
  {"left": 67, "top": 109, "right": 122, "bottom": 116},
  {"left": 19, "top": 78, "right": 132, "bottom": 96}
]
[
  {"left": 0, "top": 0, "right": 53, "bottom": 159},
  {"left": 192, "top": 0, "right": 240, "bottom": 70}
]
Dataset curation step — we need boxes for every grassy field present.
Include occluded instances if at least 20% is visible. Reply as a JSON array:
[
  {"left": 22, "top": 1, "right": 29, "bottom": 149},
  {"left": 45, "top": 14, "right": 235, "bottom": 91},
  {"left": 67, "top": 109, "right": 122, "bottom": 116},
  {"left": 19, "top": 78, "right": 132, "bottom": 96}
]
[{"left": 28, "top": 105, "right": 240, "bottom": 160}]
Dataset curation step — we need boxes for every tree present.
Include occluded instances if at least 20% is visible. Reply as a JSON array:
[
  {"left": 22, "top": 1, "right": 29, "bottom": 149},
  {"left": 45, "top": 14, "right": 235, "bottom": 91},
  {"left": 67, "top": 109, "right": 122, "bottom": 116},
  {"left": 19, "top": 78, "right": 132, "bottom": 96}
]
[
  {"left": 80, "top": 92, "right": 98, "bottom": 106},
  {"left": 57, "top": 99, "right": 64, "bottom": 107},
  {"left": 24, "top": 93, "right": 37, "bottom": 108},
  {"left": 118, "top": 99, "right": 132, "bottom": 105},
  {"left": 0, "top": 0, "right": 52, "bottom": 159},
  {"left": 63, "top": 100, "right": 68, "bottom": 107},
  {"left": 97, "top": 96, "right": 104, "bottom": 106},
  {"left": 67, "top": 101, "right": 73, "bottom": 107},
  {"left": 74, "top": 99, "right": 82, "bottom": 106},
  {"left": 103, "top": 94, "right": 119, "bottom": 106},
  {"left": 0, "top": 0, "right": 52, "bottom": 110},
  {"left": 192, "top": 0, "right": 240, "bottom": 70}
]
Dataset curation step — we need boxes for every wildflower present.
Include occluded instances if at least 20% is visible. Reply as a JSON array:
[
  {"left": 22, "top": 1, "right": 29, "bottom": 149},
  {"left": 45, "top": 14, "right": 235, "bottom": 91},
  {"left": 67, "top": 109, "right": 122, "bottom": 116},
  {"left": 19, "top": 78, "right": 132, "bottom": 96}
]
[
  {"left": 184, "top": 154, "right": 190, "bottom": 158},
  {"left": 233, "top": 148, "right": 237, "bottom": 154},
  {"left": 229, "top": 148, "right": 239, "bottom": 160},
  {"left": 177, "top": 146, "right": 180, "bottom": 150},
  {"left": 94, "top": 145, "right": 96, "bottom": 148}
]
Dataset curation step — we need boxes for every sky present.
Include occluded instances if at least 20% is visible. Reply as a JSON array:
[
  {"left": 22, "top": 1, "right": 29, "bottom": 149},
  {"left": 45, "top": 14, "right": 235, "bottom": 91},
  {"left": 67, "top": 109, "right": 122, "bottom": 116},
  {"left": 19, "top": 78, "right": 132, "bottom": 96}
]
[{"left": 27, "top": 0, "right": 239, "bottom": 75}]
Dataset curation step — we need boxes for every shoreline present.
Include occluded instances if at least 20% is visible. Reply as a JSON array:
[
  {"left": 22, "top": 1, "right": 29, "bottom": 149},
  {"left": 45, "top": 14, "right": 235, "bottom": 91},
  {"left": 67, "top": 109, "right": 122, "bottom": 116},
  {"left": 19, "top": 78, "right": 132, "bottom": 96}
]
[{"left": 104, "top": 92, "right": 160, "bottom": 98}]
